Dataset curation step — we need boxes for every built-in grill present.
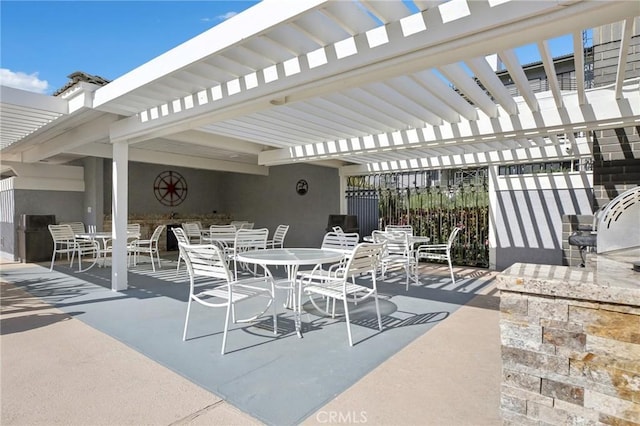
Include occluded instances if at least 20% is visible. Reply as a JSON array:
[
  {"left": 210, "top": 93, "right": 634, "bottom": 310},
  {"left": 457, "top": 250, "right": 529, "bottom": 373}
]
[{"left": 569, "top": 186, "right": 640, "bottom": 267}]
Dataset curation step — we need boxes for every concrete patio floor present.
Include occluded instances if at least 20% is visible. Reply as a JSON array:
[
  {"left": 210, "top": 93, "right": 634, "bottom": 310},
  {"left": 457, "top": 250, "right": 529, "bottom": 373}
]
[{"left": 1, "top": 256, "right": 502, "bottom": 425}]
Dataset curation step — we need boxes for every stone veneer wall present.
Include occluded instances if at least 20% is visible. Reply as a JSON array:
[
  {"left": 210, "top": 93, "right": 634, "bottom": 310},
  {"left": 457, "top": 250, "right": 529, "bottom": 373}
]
[
  {"left": 102, "top": 214, "right": 231, "bottom": 252},
  {"left": 499, "top": 284, "right": 640, "bottom": 424}
]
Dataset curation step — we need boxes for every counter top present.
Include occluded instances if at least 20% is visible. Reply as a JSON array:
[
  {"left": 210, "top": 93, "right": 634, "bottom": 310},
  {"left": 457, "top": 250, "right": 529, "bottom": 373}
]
[{"left": 496, "top": 248, "right": 640, "bottom": 306}]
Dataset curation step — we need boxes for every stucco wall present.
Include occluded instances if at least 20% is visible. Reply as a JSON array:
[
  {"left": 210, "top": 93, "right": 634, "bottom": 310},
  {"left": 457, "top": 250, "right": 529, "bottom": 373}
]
[
  {"left": 102, "top": 160, "right": 340, "bottom": 249},
  {"left": 2, "top": 189, "right": 84, "bottom": 261},
  {"left": 221, "top": 163, "right": 340, "bottom": 248},
  {"left": 490, "top": 168, "right": 594, "bottom": 271},
  {"left": 103, "top": 160, "right": 227, "bottom": 217}
]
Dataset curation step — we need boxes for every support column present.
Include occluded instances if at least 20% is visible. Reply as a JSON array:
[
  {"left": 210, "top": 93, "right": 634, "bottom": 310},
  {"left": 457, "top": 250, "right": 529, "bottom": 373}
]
[
  {"left": 111, "top": 141, "right": 129, "bottom": 291},
  {"left": 339, "top": 172, "right": 347, "bottom": 214}
]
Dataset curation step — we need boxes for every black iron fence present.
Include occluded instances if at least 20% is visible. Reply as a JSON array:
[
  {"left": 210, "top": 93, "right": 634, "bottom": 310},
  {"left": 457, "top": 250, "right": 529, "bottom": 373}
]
[{"left": 346, "top": 168, "right": 490, "bottom": 268}]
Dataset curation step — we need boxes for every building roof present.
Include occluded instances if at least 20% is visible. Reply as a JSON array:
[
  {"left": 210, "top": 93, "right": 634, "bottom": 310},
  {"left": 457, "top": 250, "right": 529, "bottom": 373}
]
[{"left": 1, "top": 0, "right": 639, "bottom": 176}]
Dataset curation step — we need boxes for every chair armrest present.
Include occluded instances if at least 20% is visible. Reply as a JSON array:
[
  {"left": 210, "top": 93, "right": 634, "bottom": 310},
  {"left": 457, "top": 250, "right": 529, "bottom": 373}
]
[{"left": 416, "top": 244, "right": 448, "bottom": 251}]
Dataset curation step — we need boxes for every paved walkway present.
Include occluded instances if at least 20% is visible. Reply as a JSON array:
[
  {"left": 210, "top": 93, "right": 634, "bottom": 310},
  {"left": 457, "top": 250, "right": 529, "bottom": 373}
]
[{"left": 1, "top": 260, "right": 502, "bottom": 425}]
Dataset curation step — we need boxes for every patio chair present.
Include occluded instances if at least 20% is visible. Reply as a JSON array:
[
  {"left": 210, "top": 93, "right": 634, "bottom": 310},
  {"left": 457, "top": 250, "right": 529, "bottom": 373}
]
[
  {"left": 61, "top": 221, "right": 86, "bottom": 235},
  {"left": 48, "top": 224, "right": 99, "bottom": 271},
  {"left": 182, "top": 222, "right": 202, "bottom": 244},
  {"left": 300, "top": 242, "right": 385, "bottom": 346},
  {"left": 130, "top": 224, "right": 165, "bottom": 271},
  {"left": 372, "top": 230, "right": 418, "bottom": 291},
  {"left": 297, "top": 231, "right": 360, "bottom": 315},
  {"left": 385, "top": 224, "right": 414, "bottom": 236},
  {"left": 180, "top": 243, "right": 277, "bottom": 355},
  {"left": 230, "top": 220, "right": 248, "bottom": 230},
  {"left": 172, "top": 227, "right": 190, "bottom": 276},
  {"left": 415, "top": 226, "right": 462, "bottom": 284},
  {"left": 205, "top": 225, "right": 237, "bottom": 250},
  {"left": 239, "top": 222, "right": 255, "bottom": 230},
  {"left": 267, "top": 224, "right": 289, "bottom": 249},
  {"left": 228, "top": 228, "right": 269, "bottom": 279}
]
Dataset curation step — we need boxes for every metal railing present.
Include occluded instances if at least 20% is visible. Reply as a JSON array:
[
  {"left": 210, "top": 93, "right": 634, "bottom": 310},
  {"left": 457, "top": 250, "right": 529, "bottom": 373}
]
[{"left": 346, "top": 169, "right": 490, "bottom": 267}]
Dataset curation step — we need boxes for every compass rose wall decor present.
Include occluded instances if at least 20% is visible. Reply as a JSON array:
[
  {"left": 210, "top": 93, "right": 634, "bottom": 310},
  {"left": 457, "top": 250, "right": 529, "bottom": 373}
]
[{"left": 154, "top": 171, "right": 188, "bottom": 206}]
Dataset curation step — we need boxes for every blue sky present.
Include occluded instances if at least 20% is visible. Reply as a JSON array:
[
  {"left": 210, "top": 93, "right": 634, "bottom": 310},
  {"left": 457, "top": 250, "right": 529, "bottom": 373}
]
[
  {"left": 1, "top": 1, "right": 577, "bottom": 96},
  {"left": 1, "top": 1, "right": 260, "bottom": 94}
]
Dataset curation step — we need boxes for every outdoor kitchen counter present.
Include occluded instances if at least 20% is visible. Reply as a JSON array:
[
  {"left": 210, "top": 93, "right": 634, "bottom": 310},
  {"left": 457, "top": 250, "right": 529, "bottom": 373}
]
[
  {"left": 497, "top": 248, "right": 640, "bottom": 306},
  {"left": 496, "top": 250, "right": 639, "bottom": 425}
]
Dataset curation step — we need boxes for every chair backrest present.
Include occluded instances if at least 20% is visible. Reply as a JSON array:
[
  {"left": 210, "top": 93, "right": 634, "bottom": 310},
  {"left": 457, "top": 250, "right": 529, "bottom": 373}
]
[
  {"left": 273, "top": 224, "right": 289, "bottom": 244},
  {"left": 49, "top": 224, "right": 75, "bottom": 242},
  {"left": 172, "top": 227, "right": 189, "bottom": 245},
  {"left": 127, "top": 223, "right": 141, "bottom": 234},
  {"left": 179, "top": 243, "right": 232, "bottom": 283},
  {"left": 234, "top": 228, "right": 269, "bottom": 253},
  {"left": 332, "top": 226, "right": 344, "bottom": 233},
  {"left": 447, "top": 226, "right": 462, "bottom": 248},
  {"left": 385, "top": 225, "right": 413, "bottom": 236},
  {"left": 182, "top": 222, "right": 201, "bottom": 242},
  {"left": 209, "top": 224, "right": 237, "bottom": 234},
  {"left": 239, "top": 222, "right": 254, "bottom": 230},
  {"left": 230, "top": 221, "right": 248, "bottom": 230},
  {"left": 321, "top": 231, "right": 360, "bottom": 253},
  {"left": 61, "top": 222, "right": 85, "bottom": 234},
  {"left": 344, "top": 242, "right": 384, "bottom": 278},
  {"left": 372, "top": 230, "right": 410, "bottom": 256},
  {"left": 150, "top": 224, "right": 166, "bottom": 242}
]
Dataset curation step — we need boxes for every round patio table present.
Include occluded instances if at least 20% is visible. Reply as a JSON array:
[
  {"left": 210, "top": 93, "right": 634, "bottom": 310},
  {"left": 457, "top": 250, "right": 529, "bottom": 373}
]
[{"left": 237, "top": 248, "right": 345, "bottom": 338}]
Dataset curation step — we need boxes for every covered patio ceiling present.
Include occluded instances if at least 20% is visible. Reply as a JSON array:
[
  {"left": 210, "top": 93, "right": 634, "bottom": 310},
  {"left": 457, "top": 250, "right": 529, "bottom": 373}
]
[{"left": 1, "top": 0, "right": 639, "bottom": 176}]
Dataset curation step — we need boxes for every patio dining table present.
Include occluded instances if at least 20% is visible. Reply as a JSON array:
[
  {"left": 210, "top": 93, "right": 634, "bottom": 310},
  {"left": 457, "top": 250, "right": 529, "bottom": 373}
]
[
  {"left": 363, "top": 235, "right": 431, "bottom": 245},
  {"left": 75, "top": 231, "right": 140, "bottom": 272},
  {"left": 236, "top": 248, "right": 345, "bottom": 338}
]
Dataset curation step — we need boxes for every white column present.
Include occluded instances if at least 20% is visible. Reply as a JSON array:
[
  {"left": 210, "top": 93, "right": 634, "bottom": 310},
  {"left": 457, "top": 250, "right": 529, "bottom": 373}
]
[
  {"left": 488, "top": 165, "right": 498, "bottom": 271},
  {"left": 111, "top": 141, "right": 129, "bottom": 291},
  {"left": 339, "top": 171, "right": 347, "bottom": 214}
]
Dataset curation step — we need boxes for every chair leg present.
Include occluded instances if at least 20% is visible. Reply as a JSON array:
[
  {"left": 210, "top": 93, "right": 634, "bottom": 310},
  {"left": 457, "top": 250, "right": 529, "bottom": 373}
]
[
  {"left": 221, "top": 303, "right": 232, "bottom": 355},
  {"left": 49, "top": 249, "right": 57, "bottom": 271},
  {"left": 374, "top": 291, "right": 382, "bottom": 331},
  {"left": 344, "top": 297, "right": 353, "bottom": 346},
  {"left": 182, "top": 298, "right": 193, "bottom": 341},
  {"left": 447, "top": 254, "right": 455, "bottom": 284},
  {"left": 176, "top": 255, "right": 182, "bottom": 276}
]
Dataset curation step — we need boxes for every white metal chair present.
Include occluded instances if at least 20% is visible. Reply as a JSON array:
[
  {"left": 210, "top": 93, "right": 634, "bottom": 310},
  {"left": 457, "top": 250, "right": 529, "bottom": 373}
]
[
  {"left": 297, "top": 231, "right": 360, "bottom": 315},
  {"left": 180, "top": 243, "right": 277, "bottom": 355},
  {"left": 372, "top": 230, "right": 418, "bottom": 291},
  {"left": 48, "top": 224, "right": 99, "bottom": 271},
  {"left": 415, "top": 226, "right": 462, "bottom": 284},
  {"left": 61, "top": 221, "right": 86, "bottom": 235},
  {"left": 230, "top": 221, "right": 248, "bottom": 230},
  {"left": 239, "top": 222, "right": 255, "bottom": 230},
  {"left": 182, "top": 222, "right": 202, "bottom": 244},
  {"left": 385, "top": 224, "right": 414, "bottom": 236},
  {"left": 300, "top": 242, "right": 385, "bottom": 346},
  {"left": 172, "top": 227, "right": 190, "bottom": 275},
  {"left": 205, "top": 225, "right": 237, "bottom": 249},
  {"left": 228, "top": 228, "right": 269, "bottom": 279},
  {"left": 267, "top": 224, "right": 289, "bottom": 249},
  {"left": 131, "top": 224, "right": 165, "bottom": 271}
]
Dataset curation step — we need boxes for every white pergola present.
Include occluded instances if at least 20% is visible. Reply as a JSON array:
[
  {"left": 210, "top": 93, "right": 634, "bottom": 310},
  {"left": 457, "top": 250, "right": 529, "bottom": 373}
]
[{"left": 1, "top": 0, "right": 639, "bottom": 289}]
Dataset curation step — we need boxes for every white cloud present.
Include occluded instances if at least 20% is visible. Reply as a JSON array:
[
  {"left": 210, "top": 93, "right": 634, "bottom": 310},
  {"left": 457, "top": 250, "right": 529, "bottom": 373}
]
[
  {"left": 0, "top": 69, "right": 49, "bottom": 94},
  {"left": 216, "top": 11, "right": 237, "bottom": 21}
]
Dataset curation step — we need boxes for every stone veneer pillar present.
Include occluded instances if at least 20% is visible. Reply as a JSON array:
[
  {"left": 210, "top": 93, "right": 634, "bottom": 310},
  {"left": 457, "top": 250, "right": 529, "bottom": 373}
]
[{"left": 496, "top": 257, "right": 639, "bottom": 424}]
